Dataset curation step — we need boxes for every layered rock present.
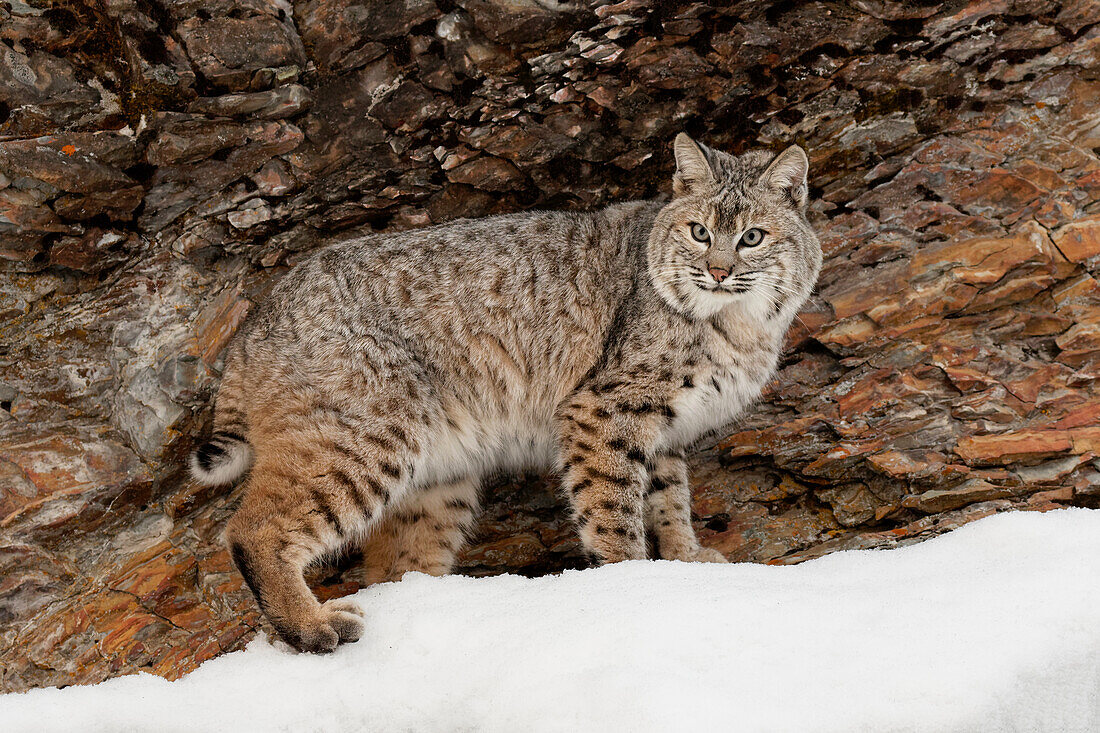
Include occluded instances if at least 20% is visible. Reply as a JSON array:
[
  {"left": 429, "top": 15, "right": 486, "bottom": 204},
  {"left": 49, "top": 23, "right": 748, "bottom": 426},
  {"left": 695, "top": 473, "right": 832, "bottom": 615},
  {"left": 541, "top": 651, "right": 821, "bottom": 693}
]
[{"left": 1, "top": 0, "right": 1098, "bottom": 691}]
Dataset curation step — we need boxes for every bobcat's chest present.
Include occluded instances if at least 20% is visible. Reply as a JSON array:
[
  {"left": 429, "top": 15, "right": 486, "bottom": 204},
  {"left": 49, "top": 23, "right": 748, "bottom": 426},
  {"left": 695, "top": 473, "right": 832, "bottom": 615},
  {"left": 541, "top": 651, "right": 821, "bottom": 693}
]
[
  {"left": 663, "top": 369, "right": 757, "bottom": 450},
  {"left": 661, "top": 329, "right": 778, "bottom": 451}
]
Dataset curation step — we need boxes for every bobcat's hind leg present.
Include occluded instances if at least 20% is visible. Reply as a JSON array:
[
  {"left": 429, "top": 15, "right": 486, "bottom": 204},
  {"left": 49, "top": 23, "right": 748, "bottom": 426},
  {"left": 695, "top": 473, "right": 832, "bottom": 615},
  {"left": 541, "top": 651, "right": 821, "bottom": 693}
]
[
  {"left": 355, "top": 515, "right": 404, "bottom": 586},
  {"left": 225, "top": 432, "right": 404, "bottom": 653},
  {"left": 645, "top": 453, "right": 726, "bottom": 563},
  {"left": 356, "top": 477, "right": 481, "bottom": 583}
]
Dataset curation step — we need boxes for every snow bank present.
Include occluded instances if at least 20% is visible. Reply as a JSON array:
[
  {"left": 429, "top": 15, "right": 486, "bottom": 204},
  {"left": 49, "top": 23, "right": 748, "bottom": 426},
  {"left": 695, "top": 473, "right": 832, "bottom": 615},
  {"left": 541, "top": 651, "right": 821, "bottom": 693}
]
[{"left": 3, "top": 508, "right": 1099, "bottom": 732}]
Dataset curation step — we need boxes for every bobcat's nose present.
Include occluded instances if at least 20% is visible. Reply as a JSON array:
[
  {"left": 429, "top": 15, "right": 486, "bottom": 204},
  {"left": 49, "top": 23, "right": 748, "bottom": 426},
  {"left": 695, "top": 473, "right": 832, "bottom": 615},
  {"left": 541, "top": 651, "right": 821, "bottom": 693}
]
[{"left": 708, "top": 266, "right": 730, "bottom": 283}]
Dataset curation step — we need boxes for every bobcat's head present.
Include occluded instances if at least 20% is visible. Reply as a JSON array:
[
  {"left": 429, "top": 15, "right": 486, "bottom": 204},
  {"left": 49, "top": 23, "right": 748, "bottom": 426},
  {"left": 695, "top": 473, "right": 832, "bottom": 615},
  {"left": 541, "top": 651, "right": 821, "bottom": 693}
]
[{"left": 647, "top": 134, "right": 822, "bottom": 323}]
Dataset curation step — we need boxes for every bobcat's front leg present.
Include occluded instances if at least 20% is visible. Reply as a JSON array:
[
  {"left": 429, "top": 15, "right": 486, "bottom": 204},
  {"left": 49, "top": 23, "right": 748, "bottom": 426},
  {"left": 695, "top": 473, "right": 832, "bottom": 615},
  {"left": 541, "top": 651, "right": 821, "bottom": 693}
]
[
  {"left": 557, "top": 388, "right": 666, "bottom": 564},
  {"left": 646, "top": 452, "right": 727, "bottom": 563}
]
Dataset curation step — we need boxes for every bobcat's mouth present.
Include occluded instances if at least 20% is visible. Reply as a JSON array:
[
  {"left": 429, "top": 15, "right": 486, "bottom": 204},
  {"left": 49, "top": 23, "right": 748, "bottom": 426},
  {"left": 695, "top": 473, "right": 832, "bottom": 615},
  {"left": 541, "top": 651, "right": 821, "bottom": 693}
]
[
  {"left": 708, "top": 272, "right": 757, "bottom": 295},
  {"left": 690, "top": 267, "right": 755, "bottom": 296}
]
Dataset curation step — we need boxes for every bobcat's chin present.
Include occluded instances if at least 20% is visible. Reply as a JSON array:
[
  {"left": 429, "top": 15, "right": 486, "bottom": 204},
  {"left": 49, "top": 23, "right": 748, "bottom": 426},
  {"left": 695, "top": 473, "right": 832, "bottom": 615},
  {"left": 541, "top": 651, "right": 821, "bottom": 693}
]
[
  {"left": 686, "top": 283, "right": 791, "bottom": 325},
  {"left": 692, "top": 285, "right": 742, "bottom": 317}
]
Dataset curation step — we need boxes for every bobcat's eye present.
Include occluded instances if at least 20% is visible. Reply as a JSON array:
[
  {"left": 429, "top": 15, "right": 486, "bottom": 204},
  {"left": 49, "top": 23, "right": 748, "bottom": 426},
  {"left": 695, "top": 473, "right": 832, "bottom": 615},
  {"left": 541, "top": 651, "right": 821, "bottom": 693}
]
[
  {"left": 740, "top": 228, "right": 765, "bottom": 247},
  {"left": 689, "top": 223, "right": 710, "bottom": 243}
]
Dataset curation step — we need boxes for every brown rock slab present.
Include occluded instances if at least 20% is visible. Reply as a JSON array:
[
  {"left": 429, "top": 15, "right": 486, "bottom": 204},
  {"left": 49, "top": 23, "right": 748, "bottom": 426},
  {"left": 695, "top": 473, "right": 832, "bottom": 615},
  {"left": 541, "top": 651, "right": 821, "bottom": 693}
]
[
  {"left": 445, "top": 155, "right": 525, "bottom": 191},
  {"left": 1052, "top": 216, "right": 1100, "bottom": 262},
  {"left": 177, "top": 16, "right": 306, "bottom": 91},
  {"left": 955, "top": 431, "right": 1073, "bottom": 466},
  {"left": 187, "top": 85, "right": 311, "bottom": 120},
  {"left": 903, "top": 479, "right": 1020, "bottom": 514}
]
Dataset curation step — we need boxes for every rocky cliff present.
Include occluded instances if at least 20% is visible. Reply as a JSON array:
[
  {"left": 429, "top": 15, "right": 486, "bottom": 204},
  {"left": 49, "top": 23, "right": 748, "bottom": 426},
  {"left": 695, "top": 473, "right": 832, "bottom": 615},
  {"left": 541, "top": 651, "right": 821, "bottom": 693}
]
[{"left": 2, "top": 0, "right": 1099, "bottom": 691}]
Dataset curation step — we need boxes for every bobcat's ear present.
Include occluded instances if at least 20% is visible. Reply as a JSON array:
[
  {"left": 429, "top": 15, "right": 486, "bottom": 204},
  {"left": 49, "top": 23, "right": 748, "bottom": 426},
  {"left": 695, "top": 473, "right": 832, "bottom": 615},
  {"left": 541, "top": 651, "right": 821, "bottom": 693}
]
[
  {"left": 673, "top": 133, "right": 715, "bottom": 197},
  {"left": 762, "top": 145, "right": 809, "bottom": 209}
]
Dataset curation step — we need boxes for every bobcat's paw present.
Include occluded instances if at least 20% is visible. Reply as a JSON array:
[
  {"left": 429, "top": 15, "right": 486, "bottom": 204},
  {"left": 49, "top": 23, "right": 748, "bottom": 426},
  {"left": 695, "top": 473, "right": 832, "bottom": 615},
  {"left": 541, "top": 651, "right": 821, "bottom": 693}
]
[
  {"left": 286, "top": 598, "right": 365, "bottom": 653},
  {"left": 660, "top": 543, "right": 729, "bottom": 563},
  {"left": 321, "top": 597, "right": 365, "bottom": 643},
  {"left": 688, "top": 547, "right": 729, "bottom": 563}
]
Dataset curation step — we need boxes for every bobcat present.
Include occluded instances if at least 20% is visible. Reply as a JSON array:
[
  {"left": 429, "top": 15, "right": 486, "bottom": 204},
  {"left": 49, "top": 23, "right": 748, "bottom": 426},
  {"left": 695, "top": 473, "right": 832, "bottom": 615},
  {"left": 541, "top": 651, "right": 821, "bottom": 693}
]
[{"left": 190, "top": 134, "right": 822, "bottom": 652}]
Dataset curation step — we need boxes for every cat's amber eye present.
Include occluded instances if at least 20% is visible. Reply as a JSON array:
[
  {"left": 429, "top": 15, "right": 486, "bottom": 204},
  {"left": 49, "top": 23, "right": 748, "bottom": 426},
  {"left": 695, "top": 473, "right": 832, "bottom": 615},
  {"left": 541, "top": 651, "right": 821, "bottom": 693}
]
[
  {"left": 689, "top": 223, "right": 710, "bottom": 243},
  {"left": 740, "top": 228, "right": 765, "bottom": 247}
]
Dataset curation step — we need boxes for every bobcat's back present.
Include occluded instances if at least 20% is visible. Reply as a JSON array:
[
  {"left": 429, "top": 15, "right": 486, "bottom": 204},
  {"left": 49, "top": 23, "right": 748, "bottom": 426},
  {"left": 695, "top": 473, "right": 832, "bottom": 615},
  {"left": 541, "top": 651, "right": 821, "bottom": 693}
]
[{"left": 193, "top": 202, "right": 659, "bottom": 486}]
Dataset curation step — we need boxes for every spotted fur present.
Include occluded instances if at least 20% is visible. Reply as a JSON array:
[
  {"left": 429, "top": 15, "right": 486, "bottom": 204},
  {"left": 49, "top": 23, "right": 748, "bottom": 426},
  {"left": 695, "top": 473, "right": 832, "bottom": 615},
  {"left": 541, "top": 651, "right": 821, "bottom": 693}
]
[{"left": 191, "top": 134, "right": 821, "bottom": 652}]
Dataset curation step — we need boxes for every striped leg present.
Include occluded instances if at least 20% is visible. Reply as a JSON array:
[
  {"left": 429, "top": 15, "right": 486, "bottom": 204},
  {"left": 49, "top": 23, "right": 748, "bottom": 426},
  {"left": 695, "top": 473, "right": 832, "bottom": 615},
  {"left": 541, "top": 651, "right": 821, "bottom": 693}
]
[
  {"left": 357, "top": 477, "right": 480, "bottom": 582},
  {"left": 646, "top": 453, "right": 726, "bottom": 563},
  {"left": 356, "top": 516, "right": 404, "bottom": 586},
  {"left": 224, "top": 425, "right": 410, "bottom": 653},
  {"left": 557, "top": 391, "right": 659, "bottom": 564}
]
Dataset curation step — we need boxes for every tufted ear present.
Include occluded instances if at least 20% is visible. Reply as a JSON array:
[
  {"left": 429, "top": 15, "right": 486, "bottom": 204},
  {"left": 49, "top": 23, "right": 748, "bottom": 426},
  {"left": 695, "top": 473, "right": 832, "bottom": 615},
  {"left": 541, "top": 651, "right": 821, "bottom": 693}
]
[
  {"left": 762, "top": 145, "right": 809, "bottom": 209},
  {"left": 673, "top": 133, "right": 716, "bottom": 197}
]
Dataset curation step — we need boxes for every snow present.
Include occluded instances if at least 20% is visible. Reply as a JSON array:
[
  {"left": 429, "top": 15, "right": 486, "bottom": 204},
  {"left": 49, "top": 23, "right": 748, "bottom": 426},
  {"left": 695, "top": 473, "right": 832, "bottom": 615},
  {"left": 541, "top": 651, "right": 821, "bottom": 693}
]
[{"left": 3, "top": 508, "right": 1099, "bottom": 732}]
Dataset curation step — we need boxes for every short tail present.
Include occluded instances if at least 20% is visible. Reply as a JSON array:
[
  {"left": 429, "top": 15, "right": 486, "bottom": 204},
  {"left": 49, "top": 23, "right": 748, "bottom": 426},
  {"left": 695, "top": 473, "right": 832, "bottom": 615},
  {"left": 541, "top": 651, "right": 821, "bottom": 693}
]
[{"left": 189, "top": 431, "right": 253, "bottom": 486}]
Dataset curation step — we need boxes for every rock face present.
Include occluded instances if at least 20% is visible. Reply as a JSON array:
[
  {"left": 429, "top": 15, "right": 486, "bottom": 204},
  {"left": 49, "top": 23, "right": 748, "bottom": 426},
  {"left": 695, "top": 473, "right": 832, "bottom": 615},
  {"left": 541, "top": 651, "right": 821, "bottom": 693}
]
[{"left": 1, "top": 0, "right": 1098, "bottom": 692}]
